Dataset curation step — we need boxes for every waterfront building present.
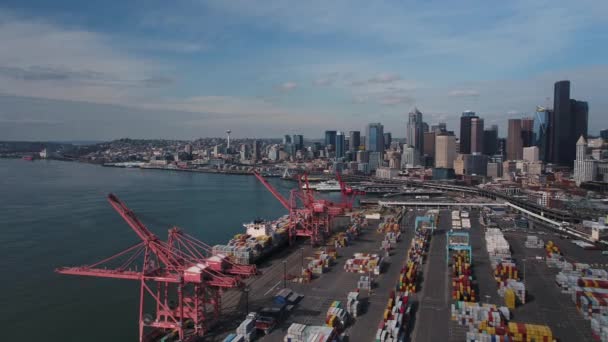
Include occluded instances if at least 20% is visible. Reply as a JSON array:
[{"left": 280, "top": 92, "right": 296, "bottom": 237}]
[
  {"left": 368, "top": 151, "right": 382, "bottom": 170},
  {"left": 376, "top": 167, "right": 399, "bottom": 179}
]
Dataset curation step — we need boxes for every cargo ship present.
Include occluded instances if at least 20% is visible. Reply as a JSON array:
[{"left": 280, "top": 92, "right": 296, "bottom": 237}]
[{"left": 212, "top": 215, "right": 290, "bottom": 265}]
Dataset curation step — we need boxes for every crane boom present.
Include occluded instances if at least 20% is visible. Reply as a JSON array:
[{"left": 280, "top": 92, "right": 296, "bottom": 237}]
[{"left": 252, "top": 171, "right": 291, "bottom": 210}]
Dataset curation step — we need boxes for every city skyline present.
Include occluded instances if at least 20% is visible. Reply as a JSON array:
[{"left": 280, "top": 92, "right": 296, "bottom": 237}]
[{"left": 0, "top": 1, "right": 607, "bottom": 140}]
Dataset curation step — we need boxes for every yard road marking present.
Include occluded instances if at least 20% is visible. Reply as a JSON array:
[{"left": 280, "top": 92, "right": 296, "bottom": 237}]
[{"left": 264, "top": 280, "right": 281, "bottom": 296}]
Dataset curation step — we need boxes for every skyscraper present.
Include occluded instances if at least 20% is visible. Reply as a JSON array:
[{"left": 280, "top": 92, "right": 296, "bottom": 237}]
[
  {"left": 324, "top": 130, "right": 337, "bottom": 148},
  {"left": 483, "top": 125, "right": 498, "bottom": 156},
  {"left": 552, "top": 80, "right": 589, "bottom": 165},
  {"left": 533, "top": 107, "right": 553, "bottom": 162},
  {"left": 435, "top": 133, "right": 456, "bottom": 169},
  {"left": 470, "top": 117, "right": 484, "bottom": 154},
  {"left": 406, "top": 108, "right": 424, "bottom": 157},
  {"left": 521, "top": 118, "right": 534, "bottom": 147},
  {"left": 366, "top": 123, "right": 384, "bottom": 153},
  {"left": 507, "top": 119, "right": 523, "bottom": 160},
  {"left": 423, "top": 131, "right": 436, "bottom": 160},
  {"left": 459, "top": 110, "right": 478, "bottom": 154},
  {"left": 383, "top": 132, "right": 392, "bottom": 149},
  {"left": 349, "top": 131, "right": 361, "bottom": 151},
  {"left": 283, "top": 135, "right": 292, "bottom": 144},
  {"left": 335, "top": 131, "right": 345, "bottom": 159},
  {"left": 552, "top": 80, "right": 570, "bottom": 164},
  {"left": 292, "top": 134, "right": 304, "bottom": 151},
  {"left": 431, "top": 123, "right": 447, "bottom": 133},
  {"left": 252, "top": 140, "right": 260, "bottom": 161}
]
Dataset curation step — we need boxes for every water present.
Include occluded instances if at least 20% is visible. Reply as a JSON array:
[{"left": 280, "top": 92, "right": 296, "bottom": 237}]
[{"left": 0, "top": 159, "right": 337, "bottom": 341}]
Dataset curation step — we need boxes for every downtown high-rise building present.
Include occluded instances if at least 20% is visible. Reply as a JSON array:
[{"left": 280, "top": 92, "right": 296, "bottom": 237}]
[
  {"left": 551, "top": 80, "right": 589, "bottom": 165},
  {"left": 292, "top": 134, "right": 304, "bottom": 151},
  {"left": 533, "top": 107, "right": 553, "bottom": 162},
  {"left": 435, "top": 133, "right": 456, "bottom": 169},
  {"left": 406, "top": 108, "right": 424, "bottom": 157},
  {"left": 459, "top": 110, "right": 478, "bottom": 154},
  {"left": 507, "top": 119, "right": 523, "bottom": 160},
  {"left": 431, "top": 123, "right": 447, "bottom": 133},
  {"left": 366, "top": 123, "right": 385, "bottom": 153},
  {"left": 324, "top": 130, "right": 337, "bottom": 148},
  {"left": 483, "top": 125, "right": 498, "bottom": 156},
  {"left": 470, "top": 117, "right": 484, "bottom": 154},
  {"left": 383, "top": 132, "right": 392, "bottom": 149},
  {"left": 521, "top": 118, "right": 534, "bottom": 147},
  {"left": 335, "top": 131, "right": 345, "bottom": 159},
  {"left": 423, "top": 131, "right": 436, "bottom": 160},
  {"left": 349, "top": 131, "right": 361, "bottom": 151}
]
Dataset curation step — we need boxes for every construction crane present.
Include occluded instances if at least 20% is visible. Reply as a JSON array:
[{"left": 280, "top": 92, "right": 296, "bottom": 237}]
[
  {"left": 253, "top": 171, "right": 333, "bottom": 245},
  {"left": 336, "top": 171, "right": 365, "bottom": 210},
  {"left": 56, "top": 194, "right": 256, "bottom": 342}
]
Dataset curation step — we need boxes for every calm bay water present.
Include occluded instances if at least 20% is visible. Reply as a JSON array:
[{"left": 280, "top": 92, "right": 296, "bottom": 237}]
[{"left": 0, "top": 159, "right": 327, "bottom": 341}]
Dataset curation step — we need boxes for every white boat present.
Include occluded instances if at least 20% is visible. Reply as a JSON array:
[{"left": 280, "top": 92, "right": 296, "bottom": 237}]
[{"left": 302, "top": 180, "right": 342, "bottom": 191}]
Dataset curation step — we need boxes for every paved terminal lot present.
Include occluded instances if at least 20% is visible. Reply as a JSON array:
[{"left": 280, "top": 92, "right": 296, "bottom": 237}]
[
  {"left": 206, "top": 210, "right": 416, "bottom": 341},
  {"left": 503, "top": 228, "right": 594, "bottom": 341},
  {"left": 409, "top": 210, "right": 450, "bottom": 342}
]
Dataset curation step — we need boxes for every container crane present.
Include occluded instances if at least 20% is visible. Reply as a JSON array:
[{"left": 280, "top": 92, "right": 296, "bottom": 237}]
[
  {"left": 253, "top": 171, "right": 330, "bottom": 245},
  {"left": 336, "top": 171, "right": 365, "bottom": 210},
  {"left": 56, "top": 194, "right": 255, "bottom": 342}
]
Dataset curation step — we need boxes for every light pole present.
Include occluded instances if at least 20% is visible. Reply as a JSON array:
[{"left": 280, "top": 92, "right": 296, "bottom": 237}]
[
  {"left": 283, "top": 260, "right": 287, "bottom": 288},
  {"left": 300, "top": 247, "right": 305, "bottom": 269},
  {"left": 244, "top": 286, "right": 250, "bottom": 316}
]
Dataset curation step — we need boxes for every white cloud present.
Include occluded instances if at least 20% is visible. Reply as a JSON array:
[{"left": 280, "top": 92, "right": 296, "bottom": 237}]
[
  {"left": 448, "top": 90, "right": 480, "bottom": 97},
  {"left": 278, "top": 81, "right": 298, "bottom": 91},
  {"left": 0, "top": 11, "right": 167, "bottom": 105},
  {"left": 369, "top": 73, "right": 401, "bottom": 84}
]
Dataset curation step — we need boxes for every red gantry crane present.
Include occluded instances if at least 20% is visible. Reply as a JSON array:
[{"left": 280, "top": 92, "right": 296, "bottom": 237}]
[
  {"left": 336, "top": 171, "right": 365, "bottom": 210},
  {"left": 56, "top": 194, "right": 256, "bottom": 342},
  {"left": 253, "top": 171, "right": 333, "bottom": 245}
]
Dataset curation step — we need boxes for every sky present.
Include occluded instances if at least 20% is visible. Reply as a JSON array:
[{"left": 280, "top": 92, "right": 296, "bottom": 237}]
[{"left": 0, "top": 0, "right": 607, "bottom": 140}]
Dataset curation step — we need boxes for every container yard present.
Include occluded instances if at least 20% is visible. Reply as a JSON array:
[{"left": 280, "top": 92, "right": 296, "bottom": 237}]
[{"left": 74, "top": 191, "right": 602, "bottom": 342}]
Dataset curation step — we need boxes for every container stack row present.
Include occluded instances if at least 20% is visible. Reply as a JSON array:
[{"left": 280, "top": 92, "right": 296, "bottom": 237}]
[
  {"left": 451, "top": 301, "right": 554, "bottom": 342},
  {"left": 375, "top": 291, "right": 412, "bottom": 342},
  {"left": 346, "top": 291, "right": 361, "bottom": 318},
  {"left": 344, "top": 253, "right": 383, "bottom": 275},
  {"left": 325, "top": 301, "right": 349, "bottom": 330},
  {"left": 524, "top": 235, "right": 544, "bottom": 249},
  {"left": 548, "top": 243, "right": 608, "bottom": 341},
  {"left": 485, "top": 228, "right": 526, "bottom": 307},
  {"left": 452, "top": 251, "right": 477, "bottom": 302},
  {"left": 235, "top": 318, "right": 256, "bottom": 342},
  {"left": 283, "top": 323, "right": 336, "bottom": 342}
]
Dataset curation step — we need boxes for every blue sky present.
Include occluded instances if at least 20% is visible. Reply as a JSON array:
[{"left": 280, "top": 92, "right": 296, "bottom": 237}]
[{"left": 0, "top": 0, "right": 607, "bottom": 140}]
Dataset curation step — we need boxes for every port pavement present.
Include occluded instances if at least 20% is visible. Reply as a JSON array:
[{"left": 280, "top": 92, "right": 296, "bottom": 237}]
[{"left": 207, "top": 210, "right": 417, "bottom": 341}]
